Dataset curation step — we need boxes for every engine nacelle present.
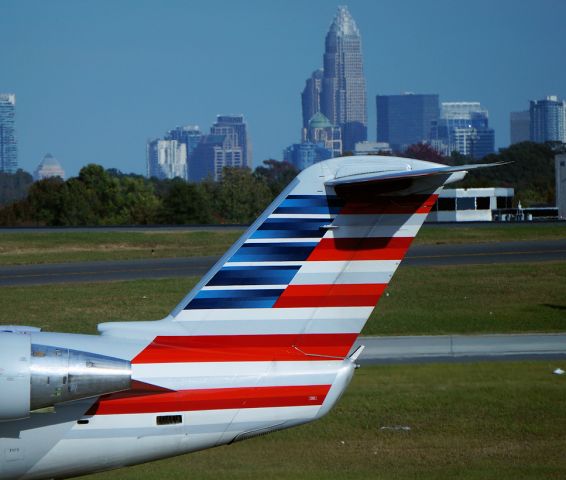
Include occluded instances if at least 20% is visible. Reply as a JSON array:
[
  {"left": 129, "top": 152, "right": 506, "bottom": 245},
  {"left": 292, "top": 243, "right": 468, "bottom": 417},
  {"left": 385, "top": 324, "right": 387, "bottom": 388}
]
[{"left": 0, "top": 332, "right": 132, "bottom": 422}]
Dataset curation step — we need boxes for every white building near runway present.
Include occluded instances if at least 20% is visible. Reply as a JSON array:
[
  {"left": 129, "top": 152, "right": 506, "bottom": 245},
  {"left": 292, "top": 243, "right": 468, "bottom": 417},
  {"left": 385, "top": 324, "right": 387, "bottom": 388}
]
[{"left": 427, "top": 188, "right": 514, "bottom": 222}]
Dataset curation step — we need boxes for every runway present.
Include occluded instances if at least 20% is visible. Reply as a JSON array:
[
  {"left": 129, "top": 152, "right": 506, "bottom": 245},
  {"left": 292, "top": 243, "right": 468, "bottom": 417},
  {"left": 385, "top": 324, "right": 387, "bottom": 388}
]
[
  {"left": 0, "top": 238, "right": 564, "bottom": 286},
  {"left": 353, "top": 333, "right": 566, "bottom": 364}
]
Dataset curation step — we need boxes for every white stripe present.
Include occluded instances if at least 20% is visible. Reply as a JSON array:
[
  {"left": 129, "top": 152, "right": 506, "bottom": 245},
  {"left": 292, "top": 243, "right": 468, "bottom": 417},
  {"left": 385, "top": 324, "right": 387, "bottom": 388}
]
[
  {"left": 175, "top": 306, "right": 372, "bottom": 322},
  {"left": 290, "top": 260, "right": 400, "bottom": 285},
  {"left": 86, "top": 405, "right": 320, "bottom": 428},
  {"left": 331, "top": 212, "right": 427, "bottom": 227},
  {"left": 133, "top": 361, "right": 343, "bottom": 391},
  {"left": 173, "top": 306, "right": 372, "bottom": 335},
  {"left": 325, "top": 213, "right": 427, "bottom": 238},
  {"left": 201, "top": 285, "right": 288, "bottom": 291}
]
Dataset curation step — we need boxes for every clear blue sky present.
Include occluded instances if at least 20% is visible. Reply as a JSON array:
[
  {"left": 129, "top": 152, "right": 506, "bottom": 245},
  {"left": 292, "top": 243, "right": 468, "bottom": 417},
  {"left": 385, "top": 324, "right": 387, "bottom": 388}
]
[{"left": 2, "top": 0, "right": 566, "bottom": 176}]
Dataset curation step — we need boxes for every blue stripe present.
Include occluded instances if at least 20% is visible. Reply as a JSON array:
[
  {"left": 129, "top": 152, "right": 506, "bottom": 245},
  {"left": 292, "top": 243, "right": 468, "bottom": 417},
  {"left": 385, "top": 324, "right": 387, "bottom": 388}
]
[
  {"left": 273, "top": 196, "right": 344, "bottom": 215},
  {"left": 207, "top": 265, "right": 300, "bottom": 286},
  {"left": 186, "top": 298, "right": 278, "bottom": 309},
  {"left": 250, "top": 218, "right": 329, "bottom": 239},
  {"left": 185, "top": 288, "right": 284, "bottom": 309},
  {"left": 229, "top": 243, "right": 318, "bottom": 262}
]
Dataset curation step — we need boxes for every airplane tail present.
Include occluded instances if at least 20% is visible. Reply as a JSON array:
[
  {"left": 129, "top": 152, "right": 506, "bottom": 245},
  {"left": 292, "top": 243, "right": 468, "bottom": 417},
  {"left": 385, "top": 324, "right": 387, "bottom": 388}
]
[
  {"left": 95, "top": 156, "right": 496, "bottom": 438},
  {"left": 101, "top": 155, "right": 493, "bottom": 357}
]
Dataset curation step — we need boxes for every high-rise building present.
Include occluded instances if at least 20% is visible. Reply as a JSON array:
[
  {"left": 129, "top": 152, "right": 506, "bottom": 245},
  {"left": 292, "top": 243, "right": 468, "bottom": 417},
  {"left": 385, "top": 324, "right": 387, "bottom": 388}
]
[
  {"left": 166, "top": 125, "right": 202, "bottom": 158},
  {"left": 33, "top": 153, "right": 65, "bottom": 181},
  {"left": 210, "top": 115, "right": 252, "bottom": 168},
  {"left": 166, "top": 125, "right": 202, "bottom": 180},
  {"left": 301, "top": 112, "right": 342, "bottom": 157},
  {"left": 301, "top": 69, "right": 323, "bottom": 129},
  {"left": 431, "top": 102, "right": 495, "bottom": 159},
  {"left": 0, "top": 93, "right": 17, "bottom": 173},
  {"left": 529, "top": 96, "right": 566, "bottom": 143},
  {"left": 189, "top": 133, "right": 244, "bottom": 182},
  {"left": 283, "top": 142, "right": 332, "bottom": 171},
  {"left": 510, "top": 111, "right": 530, "bottom": 144},
  {"left": 319, "top": 6, "right": 367, "bottom": 151},
  {"left": 146, "top": 139, "right": 187, "bottom": 180},
  {"left": 376, "top": 93, "right": 440, "bottom": 152}
]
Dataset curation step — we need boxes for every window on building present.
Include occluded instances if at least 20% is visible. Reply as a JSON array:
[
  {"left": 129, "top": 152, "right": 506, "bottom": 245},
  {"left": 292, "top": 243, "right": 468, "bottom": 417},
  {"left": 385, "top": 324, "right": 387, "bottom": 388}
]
[
  {"left": 476, "top": 197, "right": 491, "bottom": 210},
  {"left": 437, "top": 198, "right": 456, "bottom": 211},
  {"left": 497, "top": 196, "right": 511, "bottom": 209},
  {"left": 456, "top": 197, "right": 475, "bottom": 210}
]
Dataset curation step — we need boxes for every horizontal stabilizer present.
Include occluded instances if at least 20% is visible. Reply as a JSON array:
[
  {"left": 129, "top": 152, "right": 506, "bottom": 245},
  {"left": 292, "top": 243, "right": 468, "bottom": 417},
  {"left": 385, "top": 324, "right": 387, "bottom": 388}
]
[
  {"left": 326, "top": 161, "right": 506, "bottom": 187},
  {"left": 325, "top": 161, "right": 506, "bottom": 198}
]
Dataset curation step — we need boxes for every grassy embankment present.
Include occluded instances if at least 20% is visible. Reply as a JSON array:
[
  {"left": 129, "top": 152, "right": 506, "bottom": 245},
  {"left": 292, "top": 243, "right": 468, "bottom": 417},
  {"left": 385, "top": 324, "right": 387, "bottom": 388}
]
[
  {"left": 0, "top": 223, "right": 564, "bottom": 265},
  {"left": 80, "top": 361, "right": 566, "bottom": 480}
]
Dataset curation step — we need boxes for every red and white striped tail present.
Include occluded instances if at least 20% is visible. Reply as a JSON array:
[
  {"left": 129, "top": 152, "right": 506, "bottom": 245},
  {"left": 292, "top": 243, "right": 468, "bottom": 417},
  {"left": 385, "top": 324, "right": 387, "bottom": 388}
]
[{"left": 95, "top": 156, "right": 491, "bottom": 427}]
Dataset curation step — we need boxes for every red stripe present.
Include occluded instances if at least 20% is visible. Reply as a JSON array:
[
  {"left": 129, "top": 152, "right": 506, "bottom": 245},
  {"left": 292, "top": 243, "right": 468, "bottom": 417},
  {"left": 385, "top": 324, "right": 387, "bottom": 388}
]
[
  {"left": 132, "top": 333, "right": 357, "bottom": 364},
  {"left": 273, "top": 283, "right": 386, "bottom": 308},
  {"left": 339, "top": 194, "right": 438, "bottom": 214},
  {"left": 307, "top": 237, "right": 414, "bottom": 261},
  {"left": 87, "top": 384, "right": 331, "bottom": 415}
]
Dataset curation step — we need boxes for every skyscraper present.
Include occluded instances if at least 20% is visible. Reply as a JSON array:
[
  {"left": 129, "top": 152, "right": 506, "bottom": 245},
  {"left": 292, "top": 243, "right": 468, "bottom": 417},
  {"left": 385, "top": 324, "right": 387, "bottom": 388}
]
[
  {"left": 431, "top": 102, "right": 495, "bottom": 159},
  {"left": 301, "top": 69, "right": 323, "bottom": 129},
  {"left": 510, "top": 111, "right": 530, "bottom": 145},
  {"left": 529, "top": 96, "right": 566, "bottom": 143},
  {"left": 210, "top": 115, "right": 252, "bottom": 168},
  {"left": 376, "top": 93, "right": 440, "bottom": 152},
  {"left": 146, "top": 139, "right": 187, "bottom": 180},
  {"left": 166, "top": 125, "right": 202, "bottom": 158},
  {"left": 189, "top": 134, "right": 243, "bottom": 182},
  {"left": 0, "top": 93, "right": 17, "bottom": 173},
  {"left": 302, "top": 6, "right": 366, "bottom": 152}
]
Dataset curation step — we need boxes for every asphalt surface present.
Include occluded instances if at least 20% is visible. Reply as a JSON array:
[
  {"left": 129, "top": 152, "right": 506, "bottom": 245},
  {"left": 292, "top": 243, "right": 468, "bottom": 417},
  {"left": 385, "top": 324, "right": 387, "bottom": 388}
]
[
  {"left": 352, "top": 333, "right": 566, "bottom": 364},
  {"left": 0, "top": 239, "right": 564, "bottom": 287}
]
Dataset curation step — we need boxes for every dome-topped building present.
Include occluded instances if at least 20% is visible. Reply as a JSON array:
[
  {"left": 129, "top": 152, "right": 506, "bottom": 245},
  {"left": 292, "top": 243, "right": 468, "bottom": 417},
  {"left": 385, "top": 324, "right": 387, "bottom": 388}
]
[
  {"left": 34, "top": 153, "right": 65, "bottom": 181},
  {"left": 301, "top": 112, "right": 342, "bottom": 157}
]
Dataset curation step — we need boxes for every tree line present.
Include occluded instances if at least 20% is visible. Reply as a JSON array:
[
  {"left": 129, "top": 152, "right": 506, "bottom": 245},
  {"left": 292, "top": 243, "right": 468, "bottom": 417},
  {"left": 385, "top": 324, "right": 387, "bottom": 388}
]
[
  {"left": 0, "top": 142, "right": 558, "bottom": 226},
  {"left": 0, "top": 160, "right": 297, "bottom": 226}
]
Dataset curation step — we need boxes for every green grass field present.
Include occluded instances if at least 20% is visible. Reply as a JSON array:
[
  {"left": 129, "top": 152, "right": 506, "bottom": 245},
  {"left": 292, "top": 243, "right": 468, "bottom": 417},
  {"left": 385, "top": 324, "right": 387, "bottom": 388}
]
[
  {"left": 1, "top": 227, "right": 564, "bottom": 478},
  {"left": 80, "top": 361, "right": 566, "bottom": 480},
  {"left": 1, "top": 262, "right": 564, "bottom": 336},
  {"left": 0, "top": 223, "right": 564, "bottom": 265},
  {"left": 0, "top": 230, "right": 242, "bottom": 265}
]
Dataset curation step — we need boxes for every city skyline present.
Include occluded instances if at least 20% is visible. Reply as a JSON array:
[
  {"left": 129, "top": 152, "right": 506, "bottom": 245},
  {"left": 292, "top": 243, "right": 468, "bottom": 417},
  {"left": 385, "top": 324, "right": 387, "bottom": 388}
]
[{"left": 2, "top": 0, "right": 566, "bottom": 176}]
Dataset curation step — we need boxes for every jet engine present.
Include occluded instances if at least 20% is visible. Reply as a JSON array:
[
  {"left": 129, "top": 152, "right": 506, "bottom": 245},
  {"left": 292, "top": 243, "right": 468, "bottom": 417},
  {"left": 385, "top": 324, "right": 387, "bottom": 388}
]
[{"left": 0, "top": 332, "right": 131, "bottom": 421}]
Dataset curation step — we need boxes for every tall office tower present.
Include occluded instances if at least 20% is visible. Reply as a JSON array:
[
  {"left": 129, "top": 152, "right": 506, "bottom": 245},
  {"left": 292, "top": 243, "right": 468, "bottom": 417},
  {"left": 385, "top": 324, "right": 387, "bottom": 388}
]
[
  {"left": 510, "top": 111, "right": 530, "bottom": 144},
  {"left": 166, "top": 125, "right": 202, "bottom": 157},
  {"left": 146, "top": 139, "right": 187, "bottom": 180},
  {"left": 376, "top": 93, "right": 440, "bottom": 152},
  {"left": 529, "top": 96, "right": 566, "bottom": 143},
  {"left": 210, "top": 115, "right": 252, "bottom": 168},
  {"left": 301, "top": 112, "right": 342, "bottom": 157},
  {"left": 189, "top": 133, "right": 243, "bottom": 182},
  {"left": 320, "top": 6, "right": 367, "bottom": 151},
  {"left": 283, "top": 142, "right": 332, "bottom": 171},
  {"left": 0, "top": 94, "right": 17, "bottom": 173},
  {"left": 431, "top": 102, "right": 495, "bottom": 159},
  {"left": 166, "top": 125, "right": 202, "bottom": 180},
  {"left": 301, "top": 69, "right": 323, "bottom": 129}
]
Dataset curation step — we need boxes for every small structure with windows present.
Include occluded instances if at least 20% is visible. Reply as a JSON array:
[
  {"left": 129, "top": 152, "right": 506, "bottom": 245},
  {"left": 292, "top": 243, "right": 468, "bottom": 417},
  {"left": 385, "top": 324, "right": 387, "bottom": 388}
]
[{"left": 427, "top": 188, "right": 514, "bottom": 222}]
